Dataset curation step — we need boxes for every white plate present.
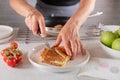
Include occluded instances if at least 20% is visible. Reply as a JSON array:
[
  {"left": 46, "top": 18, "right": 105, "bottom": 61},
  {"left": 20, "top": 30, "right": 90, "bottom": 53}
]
[
  {"left": 46, "top": 27, "right": 60, "bottom": 36},
  {"left": 101, "top": 25, "right": 120, "bottom": 32},
  {"left": 0, "top": 25, "right": 13, "bottom": 39},
  {"left": 0, "top": 33, "right": 14, "bottom": 44},
  {"left": 28, "top": 43, "right": 90, "bottom": 73}
]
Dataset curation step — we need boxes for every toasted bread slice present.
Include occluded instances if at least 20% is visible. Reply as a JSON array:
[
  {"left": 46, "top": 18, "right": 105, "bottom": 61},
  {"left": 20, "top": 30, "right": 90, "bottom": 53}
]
[
  {"left": 54, "top": 46, "right": 67, "bottom": 58},
  {"left": 40, "top": 46, "right": 70, "bottom": 67},
  {"left": 54, "top": 24, "right": 63, "bottom": 29}
]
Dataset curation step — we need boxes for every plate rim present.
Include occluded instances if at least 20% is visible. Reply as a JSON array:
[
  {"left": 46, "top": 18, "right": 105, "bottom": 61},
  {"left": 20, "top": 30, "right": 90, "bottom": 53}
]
[
  {"left": 0, "top": 33, "right": 14, "bottom": 43},
  {"left": 28, "top": 44, "right": 90, "bottom": 72},
  {"left": 0, "top": 25, "right": 13, "bottom": 39}
]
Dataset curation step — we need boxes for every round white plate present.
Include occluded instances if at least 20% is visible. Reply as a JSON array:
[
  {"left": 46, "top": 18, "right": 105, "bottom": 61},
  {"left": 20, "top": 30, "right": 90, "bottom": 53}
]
[
  {"left": 0, "top": 33, "right": 14, "bottom": 44},
  {"left": 28, "top": 43, "right": 90, "bottom": 73},
  {"left": 0, "top": 25, "right": 13, "bottom": 39},
  {"left": 46, "top": 27, "right": 60, "bottom": 36}
]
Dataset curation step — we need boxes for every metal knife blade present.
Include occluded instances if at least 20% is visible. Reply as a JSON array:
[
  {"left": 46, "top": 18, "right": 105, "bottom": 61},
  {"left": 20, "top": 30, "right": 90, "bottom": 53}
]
[{"left": 37, "top": 28, "right": 51, "bottom": 48}]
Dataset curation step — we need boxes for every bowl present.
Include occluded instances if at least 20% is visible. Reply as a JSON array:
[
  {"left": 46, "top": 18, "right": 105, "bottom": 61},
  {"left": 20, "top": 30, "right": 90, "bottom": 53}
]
[{"left": 99, "top": 41, "right": 120, "bottom": 58}]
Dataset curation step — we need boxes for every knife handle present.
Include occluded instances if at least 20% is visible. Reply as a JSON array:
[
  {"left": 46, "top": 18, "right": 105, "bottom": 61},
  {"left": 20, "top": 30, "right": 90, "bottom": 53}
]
[{"left": 37, "top": 28, "right": 41, "bottom": 36}]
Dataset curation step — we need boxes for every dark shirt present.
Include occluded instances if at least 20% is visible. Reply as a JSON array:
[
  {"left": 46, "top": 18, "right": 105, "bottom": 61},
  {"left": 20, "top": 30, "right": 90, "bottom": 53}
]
[{"left": 37, "top": 0, "right": 80, "bottom": 6}]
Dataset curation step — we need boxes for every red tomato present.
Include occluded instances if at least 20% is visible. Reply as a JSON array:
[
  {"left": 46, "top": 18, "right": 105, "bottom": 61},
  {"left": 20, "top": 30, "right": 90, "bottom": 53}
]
[
  {"left": 14, "top": 50, "right": 23, "bottom": 63},
  {"left": 3, "top": 55, "right": 8, "bottom": 62},
  {"left": 6, "top": 56, "right": 16, "bottom": 67},
  {"left": 0, "top": 49, "right": 6, "bottom": 56},
  {"left": 13, "top": 49, "right": 22, "bottom": 56},
  {"left": 1, "top": 41, "right": 23, "bottom": 67},
  {"left": 16, "top": 55, "right": 22, "bottom": 63},
  {"left": 3, "top": 52, "right": 13, "bottom": 62},
  {"left": 10, "top": 41, "right": 18, "bottom": 49},
  {"left": 1, "top": 49, "right": 10, "bottom": 57}
]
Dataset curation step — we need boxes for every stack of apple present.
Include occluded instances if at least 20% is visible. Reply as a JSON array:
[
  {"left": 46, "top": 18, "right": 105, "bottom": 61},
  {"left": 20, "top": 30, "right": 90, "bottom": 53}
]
[{"left": 100, "top": 28, "right": 120, "bottom": 51}]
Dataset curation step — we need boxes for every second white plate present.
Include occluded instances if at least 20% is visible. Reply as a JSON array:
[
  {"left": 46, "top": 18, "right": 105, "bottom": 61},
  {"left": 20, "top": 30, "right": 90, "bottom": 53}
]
[
  {"left": 0, "top": 33, "right": 14, "bottom": 44},
  {"left": 0, "top": 25, "right": 13, "bottom": 39}
]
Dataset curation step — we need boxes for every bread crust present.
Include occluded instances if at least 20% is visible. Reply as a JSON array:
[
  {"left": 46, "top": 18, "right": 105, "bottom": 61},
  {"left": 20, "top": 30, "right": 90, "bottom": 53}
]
[{"left": 40, "top": 46, "right": 70, "bottom": 67}]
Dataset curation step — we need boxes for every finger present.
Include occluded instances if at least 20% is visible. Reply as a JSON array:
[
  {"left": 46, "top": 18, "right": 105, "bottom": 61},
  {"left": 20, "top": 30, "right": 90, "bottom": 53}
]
[
  {"left": 76, "top": 39, "right": 82, "bottom": 56},
  {"left": 79, "top": 40, "right": 84, "bottom": 55},
  {"left": 31, "top": 16, "right": 38, "bottom": 36},
  {"left": 63, "top": 39, "right": 72, "bottom": 57},
  {"left": 54, "top": 35, "right": 62, "bottom": 47},
  {"left": 82, "top": 48, "right": 86, "bottom": 56},
  {"left": 70, "top": 40, "right": 77, "bottom": 60},
  {"left": 25, "top": 16, "right": 32, "bottom": 30},
  {"left": 38, "top": 16, "right": 46, "bottom": 37},
  {"left": 75, "top": 39, "right": 79, "bottom": 57}
]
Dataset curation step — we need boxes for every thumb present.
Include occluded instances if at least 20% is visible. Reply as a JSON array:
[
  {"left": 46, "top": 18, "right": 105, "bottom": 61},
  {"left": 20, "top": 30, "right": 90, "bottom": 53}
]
[{"left": 54, "top": 35, "right": 62, "bottom": 47}]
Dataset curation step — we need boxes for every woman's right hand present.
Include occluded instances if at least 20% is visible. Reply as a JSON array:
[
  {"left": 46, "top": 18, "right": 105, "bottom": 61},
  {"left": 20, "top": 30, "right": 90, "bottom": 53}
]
[
  {"left": 25, "top": 10, "right": 46, "bottom": 37},
  {"left": 9, "top": 0, "right": 46, "bottom": 37}
]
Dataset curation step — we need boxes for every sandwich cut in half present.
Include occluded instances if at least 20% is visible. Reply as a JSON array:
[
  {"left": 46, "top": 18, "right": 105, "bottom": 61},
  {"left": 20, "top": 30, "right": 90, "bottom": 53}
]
[{"left": 40, "top": 46, "right": 71, "bottom": 67}]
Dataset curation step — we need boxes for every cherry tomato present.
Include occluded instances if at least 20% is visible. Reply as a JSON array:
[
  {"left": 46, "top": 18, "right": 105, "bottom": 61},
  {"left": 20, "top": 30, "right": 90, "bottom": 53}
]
[
  {"left": 13, "top": 49, "right": 23, "bottom": 63},
  {"left": 2, "top": 52, "right": 12, "bottom": 62},
  {"left": 10, "top": 41, "right": 18, "bottom": 49},
  {"left": 6, "top": 56, "right": 16, "bottom": 67},
  {"left": 1, "top": 49, "right": 10, "bottom": 57},
  {"left": 3, "top": 55, "right": 8, "bottom": 62},
  {"left": 0, "top": 49, "right": 6, "bottom": 56},
  {"left": 16, "top": 55, "right": 22, "bottom": 63},
  {"left": 1, "top": 41, "right": 23, "bottom": 67},
  {"left": 13, "top": 49, "right": 22, "bottom": 56}
]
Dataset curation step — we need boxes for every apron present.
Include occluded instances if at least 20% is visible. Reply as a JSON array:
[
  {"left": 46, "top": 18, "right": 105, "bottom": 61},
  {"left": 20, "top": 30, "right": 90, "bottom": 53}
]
[{"left": 35, "top": 0, "right": 80, "bottom": 18}]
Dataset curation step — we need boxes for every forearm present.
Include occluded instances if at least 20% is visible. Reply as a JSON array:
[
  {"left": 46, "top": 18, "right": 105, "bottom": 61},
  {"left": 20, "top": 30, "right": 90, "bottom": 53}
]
[
  {"left": 73, "top": 0, "right": 96, "bottom": 27},
  {"left": 9, "top": 0, "right": 37, "bottom": 17}
]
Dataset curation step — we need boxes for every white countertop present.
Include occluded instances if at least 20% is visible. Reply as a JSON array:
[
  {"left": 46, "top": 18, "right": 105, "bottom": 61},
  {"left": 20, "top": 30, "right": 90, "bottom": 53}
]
[{"left": 0, "top": 40, "right": 118, "bottom": 80}]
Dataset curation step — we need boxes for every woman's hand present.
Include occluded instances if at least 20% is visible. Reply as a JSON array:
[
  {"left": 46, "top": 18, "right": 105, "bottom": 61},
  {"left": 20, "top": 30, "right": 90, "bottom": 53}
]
[
  {"left": 25, "top": 10, "right": 46, "bottom": 37},
  {"left": 9, "top": 0, "right": 46, "bottom": 37},
  {"left": 54, "top": 0, "right": 96, "bottom": 59},
  {"left": 54, "top": 17, "right": 84, "bottom": 60}
]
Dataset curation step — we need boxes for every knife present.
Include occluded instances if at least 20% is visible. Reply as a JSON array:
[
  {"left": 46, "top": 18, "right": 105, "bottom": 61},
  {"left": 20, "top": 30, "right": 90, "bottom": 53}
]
[{"left": 37, "top": 28, "right": 51, "bottom": 48}]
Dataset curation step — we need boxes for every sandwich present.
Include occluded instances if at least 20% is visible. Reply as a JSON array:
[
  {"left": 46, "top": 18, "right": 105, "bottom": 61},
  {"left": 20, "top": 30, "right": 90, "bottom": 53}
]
[
  {"left": 54, "top": 24, "right": 63, "bottom": 30},
  {"left": 40, "top": 46, "right": 71, "bottom": 67}
]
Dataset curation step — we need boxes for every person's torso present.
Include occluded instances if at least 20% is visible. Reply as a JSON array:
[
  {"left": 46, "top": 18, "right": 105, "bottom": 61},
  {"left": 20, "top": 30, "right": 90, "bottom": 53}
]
[{"left": 38, "top": 0, "right": 80, "bottom": 6}]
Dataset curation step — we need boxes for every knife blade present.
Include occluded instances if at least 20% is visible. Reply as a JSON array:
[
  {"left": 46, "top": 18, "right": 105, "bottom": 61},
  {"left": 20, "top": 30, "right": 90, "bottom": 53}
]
[{"left": 37, "top": 28, "right": 51, "bottom": 48}]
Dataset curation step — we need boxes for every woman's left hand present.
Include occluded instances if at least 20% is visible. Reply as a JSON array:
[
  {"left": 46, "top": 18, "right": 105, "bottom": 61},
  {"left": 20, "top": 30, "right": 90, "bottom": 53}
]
[{"left": 54, "top": 17, "right": 84, "bottom": 60}]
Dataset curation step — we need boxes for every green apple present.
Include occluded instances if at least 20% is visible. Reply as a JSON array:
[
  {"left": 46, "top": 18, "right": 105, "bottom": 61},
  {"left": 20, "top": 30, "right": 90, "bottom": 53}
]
[
  {"left": 100, "top": 31, "right": 117, "bottom": 47},
  {"left": 112, "top": 38, "right": 120, "bottom": 51},
  {"left": 114, "top": 29, "right": 119, "bottom": 38},
  {"left": 117, "top": 28, "right": 120, "bottom": 37}
]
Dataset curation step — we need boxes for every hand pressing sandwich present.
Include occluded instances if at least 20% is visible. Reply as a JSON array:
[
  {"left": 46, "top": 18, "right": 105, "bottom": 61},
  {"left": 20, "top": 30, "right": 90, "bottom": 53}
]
[{"left": 40, "top": 46, "right": 71, "bottom": 67}]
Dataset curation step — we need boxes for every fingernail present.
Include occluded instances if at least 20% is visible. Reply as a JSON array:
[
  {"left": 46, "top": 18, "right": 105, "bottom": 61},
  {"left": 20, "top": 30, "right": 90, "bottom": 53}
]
[
  {"left": 69, "top": 53, "right": 72, "bottom": 57},
  {"left": 41, "top": 34, "right": 46, "bottom": 37},
  {"left": 70, "top": 56, "right": 74, "bottom": 60}
]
